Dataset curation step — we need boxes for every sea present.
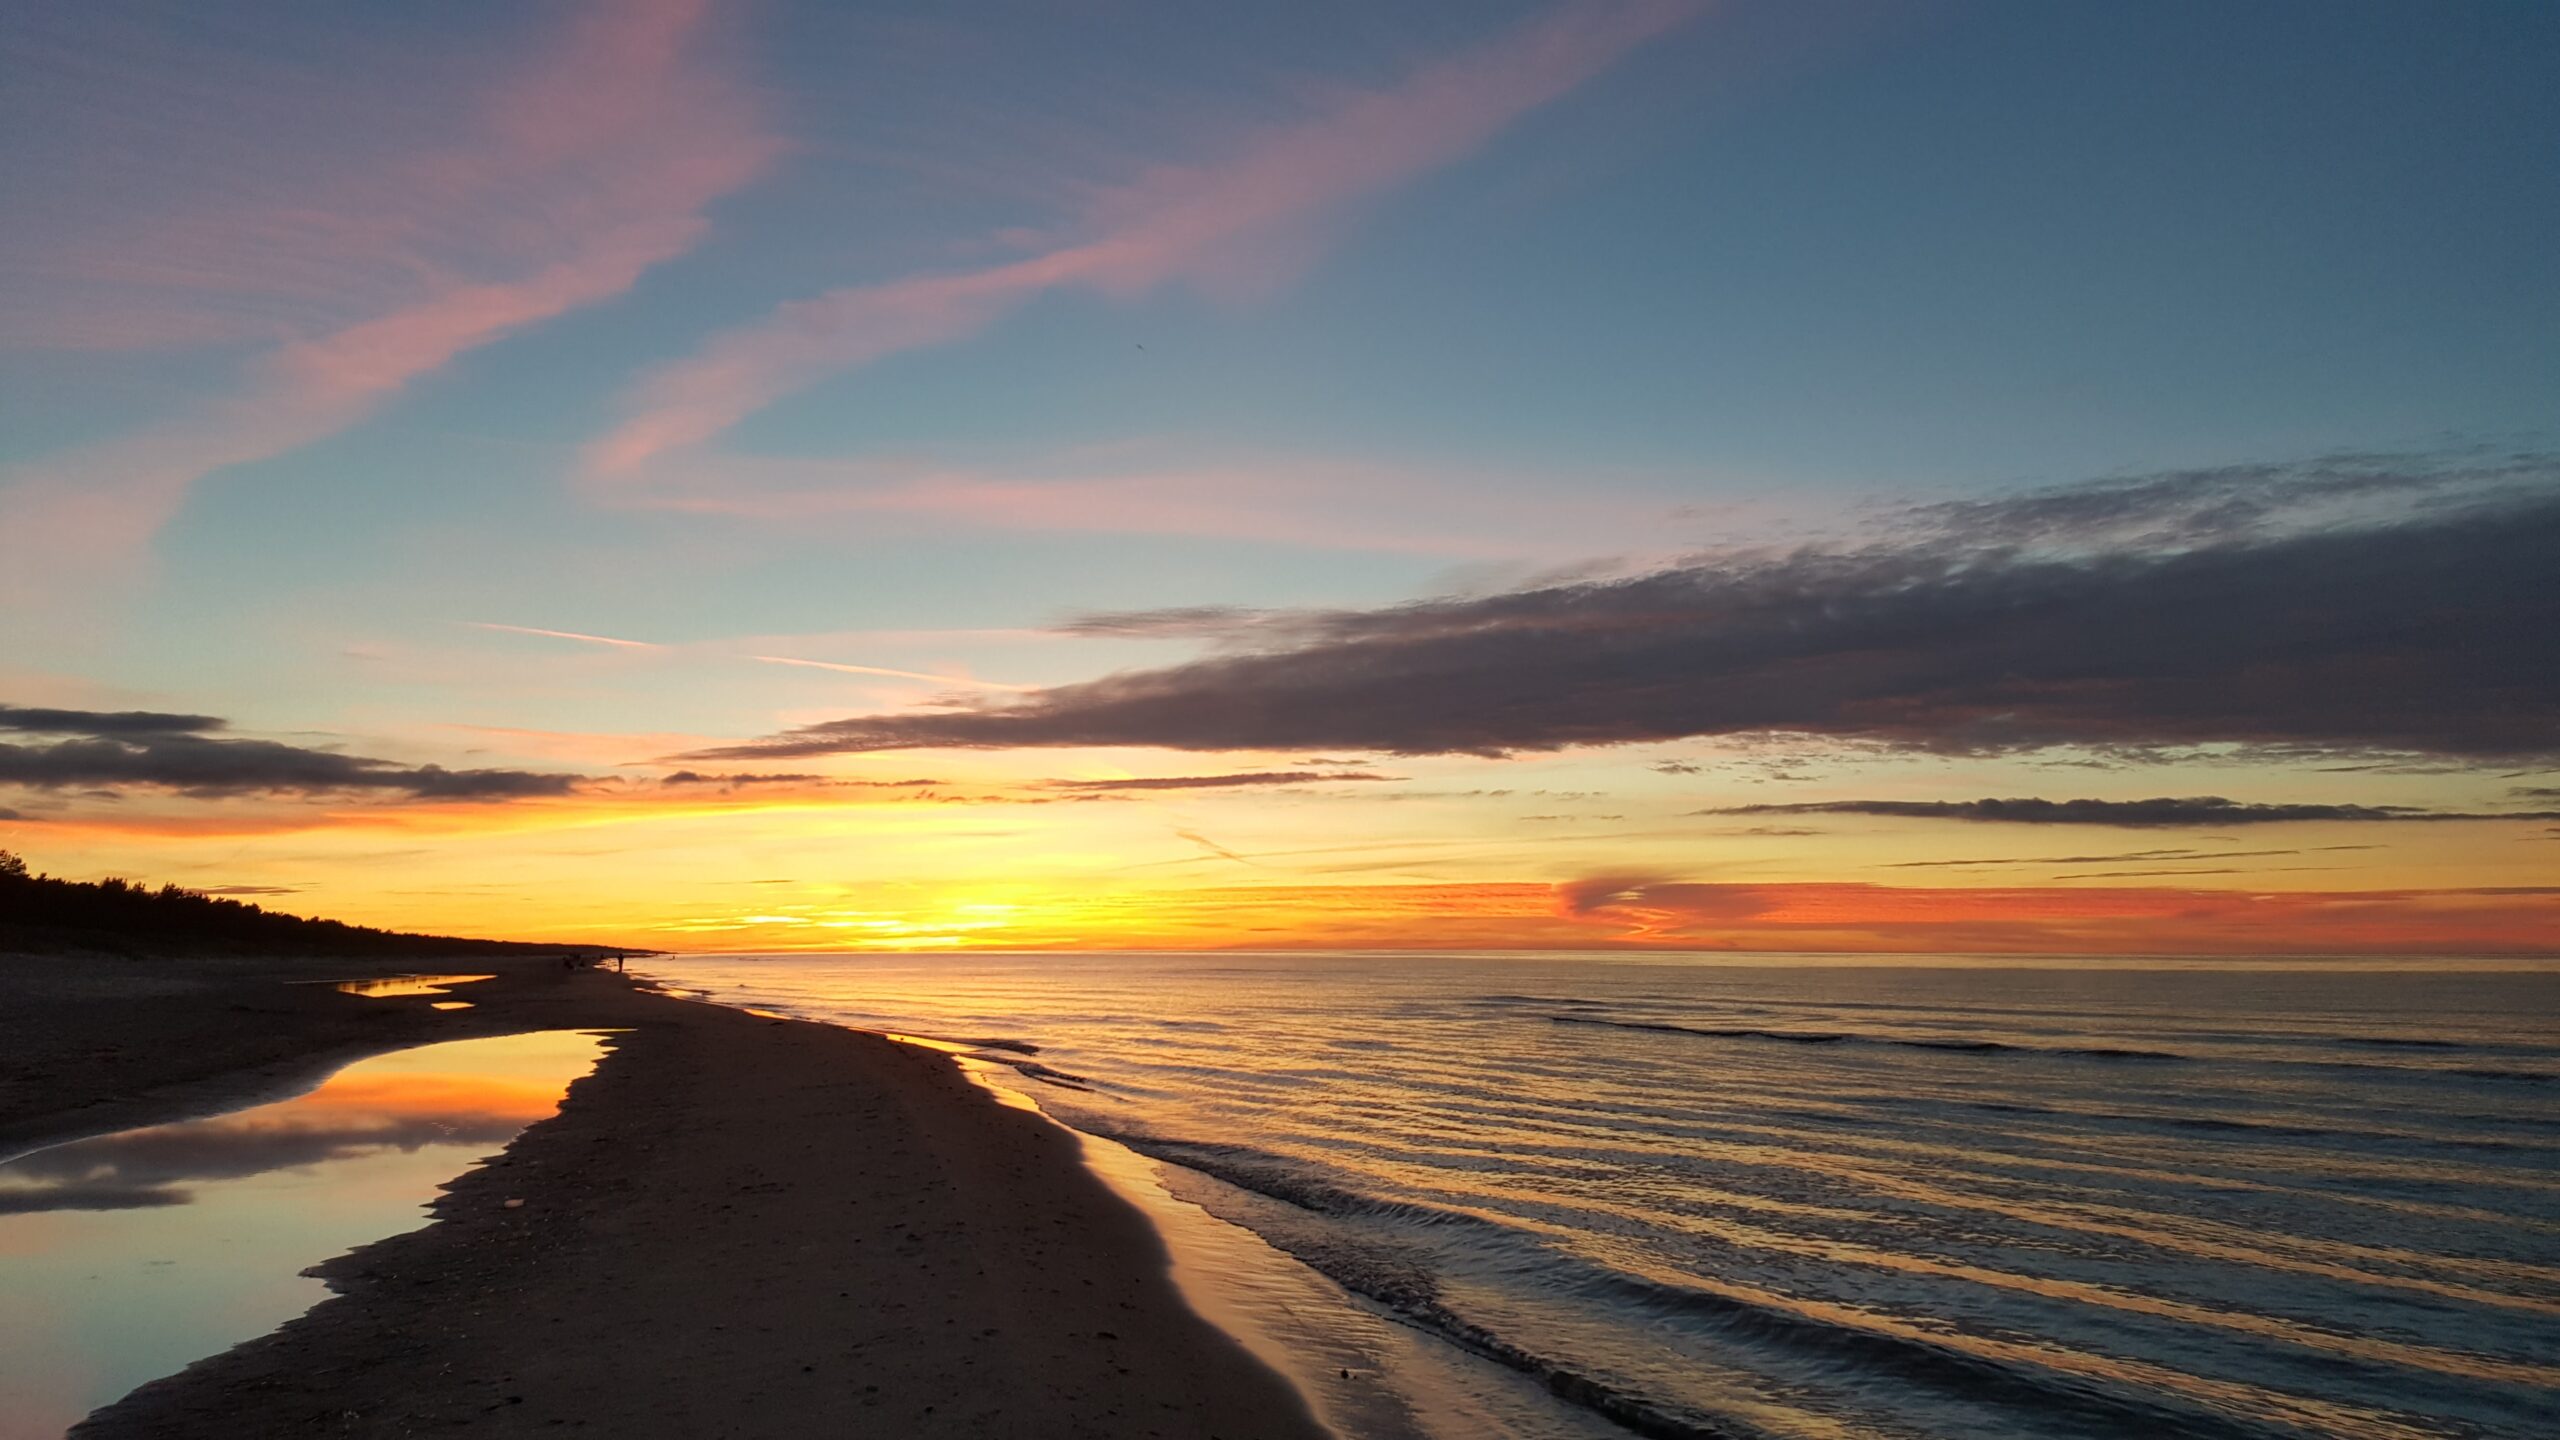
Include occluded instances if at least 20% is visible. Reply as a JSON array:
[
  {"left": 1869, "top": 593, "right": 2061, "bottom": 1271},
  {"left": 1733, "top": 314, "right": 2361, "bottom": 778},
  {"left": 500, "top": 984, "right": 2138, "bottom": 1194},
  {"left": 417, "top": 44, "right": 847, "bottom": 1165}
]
[{"left": 638, "top": 952, "right": 2560, "bottom": 1440}]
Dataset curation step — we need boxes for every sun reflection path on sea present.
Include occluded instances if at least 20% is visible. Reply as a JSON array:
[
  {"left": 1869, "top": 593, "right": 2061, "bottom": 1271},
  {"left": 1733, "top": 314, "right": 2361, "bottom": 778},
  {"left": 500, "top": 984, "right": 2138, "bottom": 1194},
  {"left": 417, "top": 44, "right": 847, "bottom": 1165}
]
[{"left": 0, "top": 1031, "right": 608, "bottom": 1440}]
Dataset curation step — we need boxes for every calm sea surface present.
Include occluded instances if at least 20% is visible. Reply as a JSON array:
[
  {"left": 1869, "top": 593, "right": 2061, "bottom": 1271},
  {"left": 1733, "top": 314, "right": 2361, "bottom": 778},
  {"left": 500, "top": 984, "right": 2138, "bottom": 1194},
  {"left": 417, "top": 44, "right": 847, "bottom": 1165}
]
[{"left": 642, "top": 954, "right": 2559, "bottom": 1440}]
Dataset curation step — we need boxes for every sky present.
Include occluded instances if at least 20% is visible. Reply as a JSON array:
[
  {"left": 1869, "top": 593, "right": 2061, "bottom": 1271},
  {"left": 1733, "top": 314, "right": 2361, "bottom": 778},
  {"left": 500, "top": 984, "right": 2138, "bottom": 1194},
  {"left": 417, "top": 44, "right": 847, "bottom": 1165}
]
[{"left": 3, "top": 0, "right": 2556, "bottom": 954}]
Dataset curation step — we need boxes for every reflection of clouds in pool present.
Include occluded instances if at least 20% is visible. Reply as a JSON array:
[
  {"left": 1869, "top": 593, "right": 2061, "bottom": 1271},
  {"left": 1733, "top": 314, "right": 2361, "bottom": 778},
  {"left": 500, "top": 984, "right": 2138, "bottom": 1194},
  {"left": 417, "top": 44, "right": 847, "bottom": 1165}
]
[
  {"left": 0, "top": 1182, "right": 190, "bottom": 1215},
  {"left": 0, "top": 1030, "right": 607, "bottom": 1434},
  {"left": 1, "top": 1039, "right": 591, "bottom": 1213},
  {"left": 0, "top": 1111, "right": 533, "bottom": 1213}
]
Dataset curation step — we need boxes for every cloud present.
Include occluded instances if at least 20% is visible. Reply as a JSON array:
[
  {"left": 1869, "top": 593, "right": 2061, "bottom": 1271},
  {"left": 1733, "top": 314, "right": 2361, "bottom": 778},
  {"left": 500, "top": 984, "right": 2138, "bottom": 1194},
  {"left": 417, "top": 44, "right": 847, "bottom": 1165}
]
[
  {"left": 1558, "top": 873, "right": 1680, "bottom": 916},
  {"left": 1042, "top": 770, "right": 1400, "bottom": 792},
  {"left": 0, "top": 0, "right": 777, "bottom": 602},
  {"left": 0, "top": 705, "right": 580, "bottom": 801},
  {"left": 1559, "top": 873, "right": 1781, "bottom": 922},
  {"left": 468, "top": 622, "right": 664, "bottom": 651},
  {"left": 1545, "top": 879, "right": 2560, "bottom": 954},
  {"left": 1881, "top": 846, "right": 2370, "bottom": 868},
  {"left": 586, "top": 0, "right": 1700, "bottom": 477},
  {"left": 1888, "top": 448, "right": 2552, "bottom": 553},
  {"left": 1054, "top": 605, "right": 1296, "bottom": 643},
  {"left": 607, "top": 448, "right": 1684, "bottom": 558},
  {"left": 652, "top": 770, "right": 942, "bottom": 792},
  {"left": 1172, "top": 829, "right": 1260, "bottom": 867},
  {"left": 690, "top": 458, "right": 2560, "bottom": 764},
  {"left": 0, "top": 704, "right": 223, "bottom": 736},
  {"left": 1711, "top": 798, "right": 2560, "bottom": 828},
  {"left": 749, "top": 655, "right": 1035, "bottom": 692}
]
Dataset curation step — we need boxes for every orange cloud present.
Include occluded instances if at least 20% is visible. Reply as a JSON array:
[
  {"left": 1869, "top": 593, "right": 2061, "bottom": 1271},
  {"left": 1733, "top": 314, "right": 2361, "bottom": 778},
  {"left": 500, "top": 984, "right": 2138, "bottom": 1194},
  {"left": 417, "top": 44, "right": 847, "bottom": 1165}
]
[
  {"left": 1556, "top": 879, "right": 2560, "bottom": 955},
  {"left": 586, "top": 0, "right": 1703, "bottom": 478}
]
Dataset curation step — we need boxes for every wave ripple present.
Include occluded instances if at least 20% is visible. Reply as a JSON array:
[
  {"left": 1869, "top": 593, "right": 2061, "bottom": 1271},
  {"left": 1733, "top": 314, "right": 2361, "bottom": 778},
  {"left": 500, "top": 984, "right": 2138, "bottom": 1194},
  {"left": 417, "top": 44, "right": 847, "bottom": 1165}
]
[{"left": 644, "top": 954, "right": 2560, "bottom": 1440}]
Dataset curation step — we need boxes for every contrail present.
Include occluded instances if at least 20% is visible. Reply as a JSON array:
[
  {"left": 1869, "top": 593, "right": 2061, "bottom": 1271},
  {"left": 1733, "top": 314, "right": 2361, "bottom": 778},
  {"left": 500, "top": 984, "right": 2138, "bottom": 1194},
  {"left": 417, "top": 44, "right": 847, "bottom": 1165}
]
[
  {"left": 749, "top": 655, "right": 1035, "bottom": 692},
  {"left": 467, "top": 622, "right": 662, "bottom": 650}
]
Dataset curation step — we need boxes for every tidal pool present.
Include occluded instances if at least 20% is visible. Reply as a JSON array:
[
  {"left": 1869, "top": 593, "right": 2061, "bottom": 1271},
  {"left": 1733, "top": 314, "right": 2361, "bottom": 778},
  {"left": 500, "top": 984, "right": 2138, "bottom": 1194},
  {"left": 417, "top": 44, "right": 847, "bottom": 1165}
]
[
  {"left": 0, "top": 1030, "right": 608, "bottom": 1439},
  {"left": 326, "top": 973, "right": 493, "bottom": 999}
]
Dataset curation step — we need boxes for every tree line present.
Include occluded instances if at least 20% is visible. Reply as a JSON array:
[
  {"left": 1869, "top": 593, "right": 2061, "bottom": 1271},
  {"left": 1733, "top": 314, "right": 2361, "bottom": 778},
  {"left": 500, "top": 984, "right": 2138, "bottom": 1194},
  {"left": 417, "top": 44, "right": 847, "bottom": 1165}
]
[{"left": 0, "top": 850, "right": 593, "bottom": 957}]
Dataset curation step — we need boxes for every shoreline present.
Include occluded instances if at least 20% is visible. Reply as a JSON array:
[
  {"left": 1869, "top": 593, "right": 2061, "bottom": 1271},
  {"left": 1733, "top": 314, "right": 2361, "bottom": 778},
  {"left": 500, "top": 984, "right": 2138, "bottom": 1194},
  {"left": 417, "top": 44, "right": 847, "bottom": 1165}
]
[{"left": 0, "top": 953, "right": 1328, "bottom": 1438}]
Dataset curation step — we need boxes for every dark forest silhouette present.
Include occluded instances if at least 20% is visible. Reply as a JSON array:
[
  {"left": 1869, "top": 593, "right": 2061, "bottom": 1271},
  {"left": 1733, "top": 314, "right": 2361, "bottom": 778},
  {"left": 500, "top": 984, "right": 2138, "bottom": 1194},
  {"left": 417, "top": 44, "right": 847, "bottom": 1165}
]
[{"left": 0, "top": 850, "right": 594, "bottom": 957}]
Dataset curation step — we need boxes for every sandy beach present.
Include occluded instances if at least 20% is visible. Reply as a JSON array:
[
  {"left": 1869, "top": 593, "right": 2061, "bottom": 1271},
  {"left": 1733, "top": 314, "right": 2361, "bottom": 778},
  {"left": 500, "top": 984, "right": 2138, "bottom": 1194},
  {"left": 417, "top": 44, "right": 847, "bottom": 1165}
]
[{"left": 0, "top": 955, "right": 1326, "bottom": 1439}]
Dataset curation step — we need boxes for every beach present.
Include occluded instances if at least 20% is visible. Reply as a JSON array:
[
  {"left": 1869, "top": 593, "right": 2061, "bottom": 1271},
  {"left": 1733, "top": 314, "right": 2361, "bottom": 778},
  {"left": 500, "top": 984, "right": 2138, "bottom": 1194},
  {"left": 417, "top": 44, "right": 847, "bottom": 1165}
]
[
  {"left": 0, "top": 955, "right": 1326, "bottom": 1439},
  {"left": 12, "top": 949, "right": 2557, "bottom": 1439}
]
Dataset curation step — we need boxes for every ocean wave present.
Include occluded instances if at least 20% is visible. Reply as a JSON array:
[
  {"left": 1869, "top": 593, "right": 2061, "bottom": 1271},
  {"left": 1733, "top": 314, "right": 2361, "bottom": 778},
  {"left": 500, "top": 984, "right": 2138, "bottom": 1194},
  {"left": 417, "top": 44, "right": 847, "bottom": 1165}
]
[
  {"left": 1129, "top": 1137, "right": 2281, "bottom": 1440},
  {"left": 1555, "top": 1014, "right": 2560, "bottom": 1085},
  {"left": 964, "top": 1051, "right": 1095, "bottom": 1090},
  {"left": 2299, "top": 1058, "right": 2560, "bottom": 1086},
  {"left": 1121, "top": 1138, "right": 1510, "bottom": 1235},
  {"left": 647, "top": 954, "right": 2560, "bottom": 1440},
  {"left": 1549, "top": 1014, "right": 2185, "bottom": 1061},
  {"left": 957, "top": 1035, "right": 1041, "bottom": 1054},
  {"left": 1116, "top": 1132, "right": 2304, "bottom": 1434},
  {"left": 1102, "top": 1138, "right": 1762, "bottom": 1439},
  {"left": 1571, "top": 1270, "right": 2285, "bottom": 1440}
]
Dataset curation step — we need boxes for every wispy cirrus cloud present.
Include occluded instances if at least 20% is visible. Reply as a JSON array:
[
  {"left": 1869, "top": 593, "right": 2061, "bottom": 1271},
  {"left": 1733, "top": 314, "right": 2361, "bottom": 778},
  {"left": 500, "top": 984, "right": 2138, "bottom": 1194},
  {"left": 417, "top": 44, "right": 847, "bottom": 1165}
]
[
  {"left": 0, "top": 0, "right": 778, "bottom": 605},
  {"left": 1878, "top": 846, "right": 2373, "bottom": 869},
  {"left": 1710, "top": 798, "right": 2560, "bottom": 828},
  {"left": 1041, "top": 770, "right": 1401, "bottom": 793},
  {"left": 585, "top": 0, "right": 1702, "bottom": 482},
  {"left": 591, "top": 447, "right": 1688, "bottom": 557},
  {"left": 466, "top": 623, "right": 666, "bottom": 651},
  {"left": 448, "top": 622, "right": 1037, "bottom": 693},
  {"left": 747, "top": 655, "right": 1036, "bottom": 693}
]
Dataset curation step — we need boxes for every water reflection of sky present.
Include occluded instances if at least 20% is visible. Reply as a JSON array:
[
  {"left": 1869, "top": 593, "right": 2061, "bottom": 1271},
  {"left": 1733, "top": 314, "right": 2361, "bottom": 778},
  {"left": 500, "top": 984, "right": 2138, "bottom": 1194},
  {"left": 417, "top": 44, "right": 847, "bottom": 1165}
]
[
  {"left": 326, "top": 973, "right": 493, "bottom": 999},
  {"left": 0, "top": 1031, "right": 605, "bottom": 1440}
]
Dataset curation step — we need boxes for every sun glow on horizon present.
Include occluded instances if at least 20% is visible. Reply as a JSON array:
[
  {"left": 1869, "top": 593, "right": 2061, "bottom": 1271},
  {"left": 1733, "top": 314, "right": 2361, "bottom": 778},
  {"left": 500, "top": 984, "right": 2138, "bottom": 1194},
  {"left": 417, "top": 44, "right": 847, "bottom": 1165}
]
[{"left": 1, "top": 1, "right": 2553, "bottom": 961}]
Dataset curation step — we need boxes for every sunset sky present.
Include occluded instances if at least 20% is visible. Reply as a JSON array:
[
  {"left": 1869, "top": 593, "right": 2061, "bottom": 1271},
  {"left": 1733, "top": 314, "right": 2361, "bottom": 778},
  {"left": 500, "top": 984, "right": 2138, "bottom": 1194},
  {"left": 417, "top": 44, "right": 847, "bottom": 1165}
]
[{"left": 4, "top": 0, "right": 2555, "bottom": 953}]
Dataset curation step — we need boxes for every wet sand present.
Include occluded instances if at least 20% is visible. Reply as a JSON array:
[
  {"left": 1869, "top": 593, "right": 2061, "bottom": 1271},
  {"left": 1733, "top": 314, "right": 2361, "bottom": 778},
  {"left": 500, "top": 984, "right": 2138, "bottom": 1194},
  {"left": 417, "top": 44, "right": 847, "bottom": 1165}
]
[{"left": 0, "top": 955, "right": 1326, "bottom": 1438}]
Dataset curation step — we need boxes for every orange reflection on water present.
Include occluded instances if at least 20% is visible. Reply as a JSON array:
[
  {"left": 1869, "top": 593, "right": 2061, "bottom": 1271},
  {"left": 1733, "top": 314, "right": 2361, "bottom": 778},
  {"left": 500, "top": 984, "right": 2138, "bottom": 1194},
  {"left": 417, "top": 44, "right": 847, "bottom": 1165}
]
[{"left": 330, "top": 973, "right": 493, "bottom": 998}]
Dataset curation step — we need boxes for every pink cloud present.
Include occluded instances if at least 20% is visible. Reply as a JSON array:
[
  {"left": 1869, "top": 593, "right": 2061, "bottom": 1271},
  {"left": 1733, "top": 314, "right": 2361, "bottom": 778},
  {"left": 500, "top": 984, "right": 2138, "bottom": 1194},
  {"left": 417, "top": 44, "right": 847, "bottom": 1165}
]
[
  {"left": 600, "top": 445, "right": 1695, "bottom": 559},
  {"left": 0, "top": 0, "right": 778, "bottom": 606},
  {"left": 586, "top": 0, "right": 1704, "bottom": 478}
]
